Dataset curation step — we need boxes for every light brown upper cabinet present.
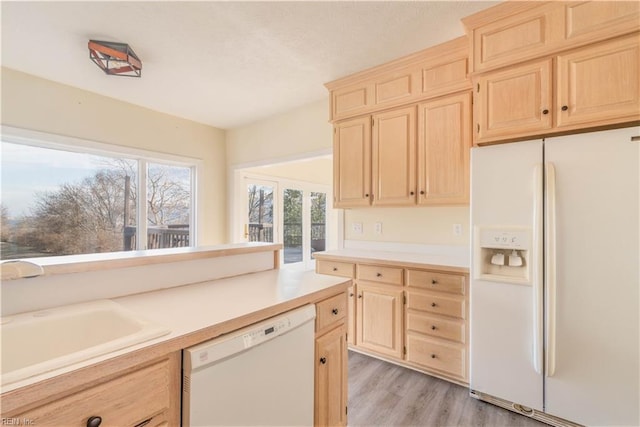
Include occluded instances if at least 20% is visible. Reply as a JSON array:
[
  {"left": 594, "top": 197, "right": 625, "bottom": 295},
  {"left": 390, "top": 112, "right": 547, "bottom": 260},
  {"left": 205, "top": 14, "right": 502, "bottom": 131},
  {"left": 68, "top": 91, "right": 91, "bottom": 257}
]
[
  {"left": 372, "top": 106, "right": 416, "bottom": 206},
  {"left": 474, "top": 59, "right": 553, "bottom": 144},
  {"left": 417, "top": 92, "right": 472, "bottom": 205},
  {"left": 326, "top": 37, "right": 470, "bottom": 122},
  {"left": 333, "top": 116, "right": 372, "bottom": 208},
  {"left": 556, "top": 34, "right": 640, "bottom": 129},
  {"left": 463, "top": 1, "right": 640, "bottom": 73},
  {"left": 474, "top": 34, "right": 640, "bottom": 144}
]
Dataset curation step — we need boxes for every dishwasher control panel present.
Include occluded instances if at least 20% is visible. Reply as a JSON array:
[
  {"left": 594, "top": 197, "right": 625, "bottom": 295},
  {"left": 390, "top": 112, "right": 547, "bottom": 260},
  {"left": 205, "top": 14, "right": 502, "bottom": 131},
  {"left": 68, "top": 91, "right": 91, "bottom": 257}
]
[{"left": 242, "top": 318, "right": 291, "bottom": 348}]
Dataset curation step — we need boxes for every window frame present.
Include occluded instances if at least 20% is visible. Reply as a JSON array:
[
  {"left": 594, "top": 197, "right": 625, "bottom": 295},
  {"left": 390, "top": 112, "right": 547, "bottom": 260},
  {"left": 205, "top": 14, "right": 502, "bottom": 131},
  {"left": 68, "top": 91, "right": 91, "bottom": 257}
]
[{"left": 1, "top": 125, "right": 201, "bottom": 256}]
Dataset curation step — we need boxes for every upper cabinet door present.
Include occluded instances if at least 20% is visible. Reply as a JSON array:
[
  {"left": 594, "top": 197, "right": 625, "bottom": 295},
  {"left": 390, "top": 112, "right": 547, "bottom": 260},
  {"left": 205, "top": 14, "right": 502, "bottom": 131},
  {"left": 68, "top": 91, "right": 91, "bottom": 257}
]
[
  {"left": 333, "top": 117, "right": 372, "bottom": 208},
  {"left": 467, "top": 2, "right": 564, "bottom": 73},
  {"left": 418, "top": 92, "right": 471, "bottom": 205},
  {"left": 563, "top": 1, "right": 640, "bottom": 45},
  {"left": 371, "top": 106, "right": 416, "bottom": 206},
  {"left": 556, "top": 34, "right": 640, "bottom": 130},
  {"left": 474, "top": 58, "right": 553, "bottom": 144}
]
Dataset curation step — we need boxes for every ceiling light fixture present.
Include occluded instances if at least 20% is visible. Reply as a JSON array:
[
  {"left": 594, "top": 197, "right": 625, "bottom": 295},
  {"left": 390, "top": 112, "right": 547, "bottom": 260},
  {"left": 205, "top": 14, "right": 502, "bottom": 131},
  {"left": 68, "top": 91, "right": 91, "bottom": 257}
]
[{"left": 88, "top": 40, "right": 142, "bottom": 77}]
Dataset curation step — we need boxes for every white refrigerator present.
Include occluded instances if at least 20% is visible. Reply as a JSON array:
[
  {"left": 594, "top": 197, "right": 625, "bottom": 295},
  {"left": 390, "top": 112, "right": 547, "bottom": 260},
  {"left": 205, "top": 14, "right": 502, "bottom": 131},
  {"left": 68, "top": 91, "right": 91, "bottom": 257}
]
[{"left": 470, "top": 127, "right": 639, "bottom": 426}]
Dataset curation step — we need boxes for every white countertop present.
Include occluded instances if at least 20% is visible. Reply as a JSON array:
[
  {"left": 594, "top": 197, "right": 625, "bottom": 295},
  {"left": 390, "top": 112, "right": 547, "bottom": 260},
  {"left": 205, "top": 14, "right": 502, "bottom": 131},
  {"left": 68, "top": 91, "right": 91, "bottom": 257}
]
[
  {"left": 115, "top": 268, "right": 347, "bottom": 338},
  {"left": 315, "top": 248, "right": 469, "bottom": 270},
  {"left": 1, "top": 268, "right": 349, "bottom": 394}
]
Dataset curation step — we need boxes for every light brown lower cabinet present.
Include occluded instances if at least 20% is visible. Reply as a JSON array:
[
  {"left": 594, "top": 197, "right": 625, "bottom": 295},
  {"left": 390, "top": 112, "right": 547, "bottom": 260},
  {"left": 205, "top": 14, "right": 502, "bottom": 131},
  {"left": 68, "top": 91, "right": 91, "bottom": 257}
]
[
  {"left": 316, "top": 257, "right": 469, "bottom": 385},
  {"left": 5, "top": 352, "right": 181, "bottom": 427},
  {"left": 355, "top": 282, "right": 404, "bottom": 359},
  {"left": 315, "top": 293, "right": 349, "bottom": 427}
]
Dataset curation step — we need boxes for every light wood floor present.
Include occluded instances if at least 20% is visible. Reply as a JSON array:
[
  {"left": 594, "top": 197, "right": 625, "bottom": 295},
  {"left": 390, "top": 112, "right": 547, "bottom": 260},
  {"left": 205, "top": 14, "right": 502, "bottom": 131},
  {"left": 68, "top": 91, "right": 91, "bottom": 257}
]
[{"left": 347, "top": 351, "right": 548, "bottom": 427}]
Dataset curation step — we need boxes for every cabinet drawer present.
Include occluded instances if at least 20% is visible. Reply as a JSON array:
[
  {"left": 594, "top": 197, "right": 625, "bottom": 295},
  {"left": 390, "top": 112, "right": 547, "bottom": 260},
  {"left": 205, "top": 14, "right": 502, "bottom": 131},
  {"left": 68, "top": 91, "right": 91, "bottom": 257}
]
[
  {"left": 358, "top": 264, "right": 403, "bottom": 285},
  {"left": 406, "top": 270, "right": 465, "bottom": 295},
  {"left": 406, "top": 312, "right": 465, "bottom": 343},
  {"left": 406, "top": 291, "right": 465, "bottom": 319},
  {"left": 316, "top": 293, "right": 347, "bottom": 332},
  {"left": 406, "top": 334, "right": 465, "bottom": 379},
  {"left": 317, "top": 260, "right": 355, "bottom": 278},
  {"left": 16, "top": 359, "right": 171, "bottom": 426}
]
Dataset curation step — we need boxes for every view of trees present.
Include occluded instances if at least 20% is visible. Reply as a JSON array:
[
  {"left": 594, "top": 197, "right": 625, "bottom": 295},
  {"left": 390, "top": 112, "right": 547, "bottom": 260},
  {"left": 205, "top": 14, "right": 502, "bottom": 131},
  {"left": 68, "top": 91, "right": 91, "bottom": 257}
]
[{"left": 1, "top": 158, "right": 191, "bottom": 259}]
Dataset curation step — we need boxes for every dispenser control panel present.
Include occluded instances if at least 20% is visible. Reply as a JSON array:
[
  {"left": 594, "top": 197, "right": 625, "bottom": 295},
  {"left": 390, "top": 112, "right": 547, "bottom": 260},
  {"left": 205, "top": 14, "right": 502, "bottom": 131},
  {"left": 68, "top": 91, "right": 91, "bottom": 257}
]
[
  {"left": 479, "top": 229, "right": 529, "bottom": 250},
  {"left": 474, "top": 226, "right": 531, "bottom": 285}
]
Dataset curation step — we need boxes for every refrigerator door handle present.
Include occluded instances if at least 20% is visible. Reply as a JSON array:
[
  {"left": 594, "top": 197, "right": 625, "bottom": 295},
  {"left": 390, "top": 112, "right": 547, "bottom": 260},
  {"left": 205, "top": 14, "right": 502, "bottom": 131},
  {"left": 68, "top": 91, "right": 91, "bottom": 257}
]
[
  {"left": 532, "top": 164, "right": 544, "bottom": 375},
  {"left": 545, "top": 162, "right": 557, "bottom": 377}
]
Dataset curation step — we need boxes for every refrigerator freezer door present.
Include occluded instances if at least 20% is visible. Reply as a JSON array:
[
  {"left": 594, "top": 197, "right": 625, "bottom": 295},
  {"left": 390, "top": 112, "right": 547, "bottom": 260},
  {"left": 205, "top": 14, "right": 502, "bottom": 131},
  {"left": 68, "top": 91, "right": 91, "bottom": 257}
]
[
  {"left": 544, "top": 127, "right": 639, "bottom": 426},
  {"left": 470, "top": 140, "right": 544, "bottom": 411}
]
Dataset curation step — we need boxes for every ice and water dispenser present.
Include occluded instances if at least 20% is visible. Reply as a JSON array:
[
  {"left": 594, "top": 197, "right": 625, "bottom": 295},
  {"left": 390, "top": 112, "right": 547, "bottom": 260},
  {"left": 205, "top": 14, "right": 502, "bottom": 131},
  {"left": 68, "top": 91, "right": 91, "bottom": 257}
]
[{"left": 473, "top": 227, "right": 531, "bottom": 285}]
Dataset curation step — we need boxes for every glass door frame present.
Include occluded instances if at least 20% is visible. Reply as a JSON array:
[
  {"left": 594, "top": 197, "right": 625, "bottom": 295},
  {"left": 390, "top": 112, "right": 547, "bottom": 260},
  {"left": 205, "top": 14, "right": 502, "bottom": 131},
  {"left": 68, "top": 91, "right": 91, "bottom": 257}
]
[
  {"left": 239, "top": 176, "right": 279, "bottom": 244},
  {"left": 278, "top": 180, "right": 331, "bottom": 270}
]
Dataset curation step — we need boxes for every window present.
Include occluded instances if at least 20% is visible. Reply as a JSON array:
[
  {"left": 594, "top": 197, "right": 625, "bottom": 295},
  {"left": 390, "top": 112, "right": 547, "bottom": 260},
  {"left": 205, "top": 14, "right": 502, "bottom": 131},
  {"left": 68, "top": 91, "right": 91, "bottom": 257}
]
[{"left": 1, "top": 133, "right": 197, "bottom": 260}]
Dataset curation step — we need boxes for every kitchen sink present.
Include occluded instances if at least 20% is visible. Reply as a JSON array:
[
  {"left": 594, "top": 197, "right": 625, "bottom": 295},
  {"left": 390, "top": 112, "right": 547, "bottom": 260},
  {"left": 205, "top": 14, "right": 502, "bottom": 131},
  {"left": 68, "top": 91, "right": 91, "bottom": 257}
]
[{"left": 1, "top": 300, "right": 170, "bottom": 386}]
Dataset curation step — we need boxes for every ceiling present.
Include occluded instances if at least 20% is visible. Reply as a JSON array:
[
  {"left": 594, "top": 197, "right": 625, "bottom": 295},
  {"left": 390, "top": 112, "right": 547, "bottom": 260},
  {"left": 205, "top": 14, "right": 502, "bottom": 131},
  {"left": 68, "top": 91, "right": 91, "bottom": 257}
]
[{"left": 1, "top": 1, "right": 497, "bottom": 130}]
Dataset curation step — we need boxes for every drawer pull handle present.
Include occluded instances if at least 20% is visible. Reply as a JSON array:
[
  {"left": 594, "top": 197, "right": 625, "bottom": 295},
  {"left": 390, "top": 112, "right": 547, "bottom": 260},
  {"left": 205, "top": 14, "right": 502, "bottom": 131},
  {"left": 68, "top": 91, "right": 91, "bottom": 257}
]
[
  {"left": 431, "top": 302, "right": 437, "bottom": 307},
  {"left": 320, "top": 357, "right": 327, "bottom": 364},
  {"left": 561, "top": 105, "right": 568, "bottom": 111},
  {"left": 87, "top": 416, "right": 102, "bottom": 427},
  {"left": 431, "top": 279, "right": 438, "bottom": 285},
  {"left": 333, "top": 267, "right": 338, "bottom": 271},
  {"left": 135, "top": 419, "right": 153, "bottom": 427},
  {"left": 431, "top": 325, "right": 436, "bottom": 330},
  {"left": 332, "top": 308, "right": 339, "bottom": 315},
  {"left": 542, "top": 109, "right": 549, "bottom": 115},
  {"left": 431, "top": 354, "right": 437, "bottom": 359},
  {"left": 377, "top": 273, "right": 382, "bottom": 277}
]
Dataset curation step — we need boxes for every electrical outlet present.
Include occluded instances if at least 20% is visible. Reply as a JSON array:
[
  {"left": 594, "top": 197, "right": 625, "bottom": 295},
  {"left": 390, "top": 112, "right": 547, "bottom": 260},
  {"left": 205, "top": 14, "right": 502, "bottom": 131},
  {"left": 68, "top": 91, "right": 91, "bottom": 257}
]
[
  {"left": 352, "top": 222, "right": 363, "bottom": 234},
  {"left": 374, "top": 222, "right": 383, "bottom": 235},
  {"left": 453, "top": 223, "right": 463, "bottom": 236}
]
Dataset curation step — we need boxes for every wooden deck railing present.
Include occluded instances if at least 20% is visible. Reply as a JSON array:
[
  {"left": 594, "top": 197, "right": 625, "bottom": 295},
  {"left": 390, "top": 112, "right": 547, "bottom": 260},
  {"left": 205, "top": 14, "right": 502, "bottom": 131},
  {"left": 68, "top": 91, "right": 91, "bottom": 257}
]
[
  {"left": 248, "top": 222, "right": 325, "bottom": 252},
  {"left": 124, "top": 225, "right": 189, "bottom": 250}
]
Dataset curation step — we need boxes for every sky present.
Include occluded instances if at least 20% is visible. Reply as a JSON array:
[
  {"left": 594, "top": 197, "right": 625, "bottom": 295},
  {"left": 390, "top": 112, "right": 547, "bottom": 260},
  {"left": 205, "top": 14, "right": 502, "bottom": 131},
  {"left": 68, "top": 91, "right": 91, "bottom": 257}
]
[{"left": 0, "top": 142, "right": 130, "bottom": 218}]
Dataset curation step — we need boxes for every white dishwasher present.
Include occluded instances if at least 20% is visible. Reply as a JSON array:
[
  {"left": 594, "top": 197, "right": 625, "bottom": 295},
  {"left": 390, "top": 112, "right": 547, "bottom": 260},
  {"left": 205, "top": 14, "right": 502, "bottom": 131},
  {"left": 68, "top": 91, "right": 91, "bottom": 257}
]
[{"left": 182, "top": 304, "right": 316, "bottom": 426}]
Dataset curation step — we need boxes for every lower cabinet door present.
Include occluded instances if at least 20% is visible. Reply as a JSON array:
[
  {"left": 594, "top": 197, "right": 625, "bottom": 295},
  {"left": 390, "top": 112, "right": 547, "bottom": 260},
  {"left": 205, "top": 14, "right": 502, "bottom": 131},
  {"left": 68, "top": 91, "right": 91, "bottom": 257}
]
[
  {"left": 356, "top": 282, "right": 404, "bottom": 359},
  {"left": 315, "top": 323, "right": 348, "bottom": 427}
]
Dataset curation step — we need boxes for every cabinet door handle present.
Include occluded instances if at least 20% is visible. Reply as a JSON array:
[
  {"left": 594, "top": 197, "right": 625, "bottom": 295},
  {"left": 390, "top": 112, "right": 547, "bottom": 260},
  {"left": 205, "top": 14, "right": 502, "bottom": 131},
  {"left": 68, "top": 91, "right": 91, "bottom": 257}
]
[
  {"left": 87, "top": 416, "right": 102, "bottom": 427},
  {"left": 542, "top": 109, "right": 549, "bottom": 115},
  {"left": 332, "top": 308, "right": 339, "bottom": 315},
  {"left": 431, "top": 325, "right": 437, "bottom": 330},
  {"left": 349, "top": 292, "right": 354, "bottom": 297},
  {"left": 420, "top": 190, "right": 425, "bottom": 195},
  {"left": 332, "top": 267, "right": 338, "bottom": 271},
  {"left": 320, "top": 357, "right": 327, "bottom": 364},
  {"left": 561, "top": 105, "right": 568, "bottom": 111},
  {"left": 358, "top": 294, "right": 363, "bottom": 299},
  {"left": 376, "top": 273, "right": 382, "bottom": 277},
  {"left": 134, "top": 419, "right": 153, "bottom": 427},
  {"left": 431, "top": 279, "right": 438, "bottom": 285},
  {"left": 431, "top": 302, "right": 437, "bottom": 307},
  {"left": 410, "top": 191, "right": 415, "bottom": 195},
  {"left": 431, "top": 354, "right": 437, "bottom": 359}
]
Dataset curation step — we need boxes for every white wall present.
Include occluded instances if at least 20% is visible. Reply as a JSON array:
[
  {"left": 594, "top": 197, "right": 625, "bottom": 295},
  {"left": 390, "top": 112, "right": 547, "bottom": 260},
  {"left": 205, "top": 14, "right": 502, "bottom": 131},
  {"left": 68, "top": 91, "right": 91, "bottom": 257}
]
[
  {"left": 344, "top": 206, "right": 470, "bottom": 247},
  {"left": 1, "top": 68, "right": 227, "bottom": 245},
  {"left": 226, "top": 99, "right": 332, "bottom": 167}
]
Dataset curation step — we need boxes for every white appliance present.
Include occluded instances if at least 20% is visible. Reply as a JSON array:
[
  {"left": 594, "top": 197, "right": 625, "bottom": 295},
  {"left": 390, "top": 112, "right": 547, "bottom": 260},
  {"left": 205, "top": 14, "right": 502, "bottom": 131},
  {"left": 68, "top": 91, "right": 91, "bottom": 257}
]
[
  {"left": 182, "top": 305, "right": 316, "bottom": 427},
  {"left": 470, "top": 127, "right": 639, "bottom": 426}
]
